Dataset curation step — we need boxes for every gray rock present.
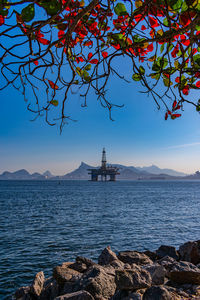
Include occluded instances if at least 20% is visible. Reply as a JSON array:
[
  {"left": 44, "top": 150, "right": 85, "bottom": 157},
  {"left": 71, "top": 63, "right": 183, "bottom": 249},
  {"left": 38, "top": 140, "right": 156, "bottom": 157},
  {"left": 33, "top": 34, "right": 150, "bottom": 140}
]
[
  {"left": 143, "top": 286, "right": 171, "bottom": 300},
  {"left": 179, "top": 240, "right": 200, "bottom": 265},
  {"left": 30, "top": 271, "right": 45, "bottom": 297},
  {"left": 53, "top": 262, "right": 81, "bottom": 286},
  {"left": 115, "top": 267, "right": 152, "bottom": 290},
  {"left": 157, "top": 256, "right": 176, "bottom": 272},
  {"left": 143, "top": 250, "right": 159, "bottom": 262},
  {"left": 55, "top": 290, "right": 94, "bottom": 300},
  {"left": 77, "top": 265, "right": 116, "bottom": 300},
  {"left": 118, "top": 251, "right": 153, "bottom": 265},
  {"left": 98, "top": 246, "right": 118, "bottom": 266},
  {"left": 143, "top": 263, "right": 166, "bottom": 285},
  {"left": 169, "top": 261, "right": 200, "bottom": 284},
  {"left": 156, "top": 245, "right": 179, "bottom": 260}
]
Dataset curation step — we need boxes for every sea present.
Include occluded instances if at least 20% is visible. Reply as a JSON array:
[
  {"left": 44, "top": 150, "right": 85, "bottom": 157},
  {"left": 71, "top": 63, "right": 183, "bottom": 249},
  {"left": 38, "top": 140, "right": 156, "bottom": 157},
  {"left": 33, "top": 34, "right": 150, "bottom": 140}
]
[{"left": 0, "top": 180, "right": 200, "bottom": 299}]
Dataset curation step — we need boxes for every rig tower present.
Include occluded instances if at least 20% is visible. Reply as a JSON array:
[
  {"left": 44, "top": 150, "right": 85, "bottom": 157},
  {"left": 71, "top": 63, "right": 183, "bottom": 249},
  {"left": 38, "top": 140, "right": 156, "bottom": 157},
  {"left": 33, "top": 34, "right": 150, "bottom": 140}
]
[{"left": 88, "top": 148, "right": 120, "bottom": 181}]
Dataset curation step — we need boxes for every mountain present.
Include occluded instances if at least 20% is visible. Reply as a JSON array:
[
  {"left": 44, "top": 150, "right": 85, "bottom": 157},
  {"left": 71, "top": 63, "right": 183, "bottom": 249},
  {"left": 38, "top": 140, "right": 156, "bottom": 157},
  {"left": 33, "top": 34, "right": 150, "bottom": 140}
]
[
  {"left": 136, "top": 165, "right": 187, "bottom": 177},
  {"left": 61, "top": 162, "right": 93, "bottom": 180},
  {"left": 43, "top": 170, "right": 54, "bottom": 178},
  {"left": 0, "top": 169, "right": 45, "bottom": 180}
]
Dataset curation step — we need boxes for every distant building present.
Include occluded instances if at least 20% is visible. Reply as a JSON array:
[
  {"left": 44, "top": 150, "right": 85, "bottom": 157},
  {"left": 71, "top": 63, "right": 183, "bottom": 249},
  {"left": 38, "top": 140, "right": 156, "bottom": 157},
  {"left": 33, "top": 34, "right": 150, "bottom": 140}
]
[{"left": 88, "top": 148, "right": 120, "bottom": 181}]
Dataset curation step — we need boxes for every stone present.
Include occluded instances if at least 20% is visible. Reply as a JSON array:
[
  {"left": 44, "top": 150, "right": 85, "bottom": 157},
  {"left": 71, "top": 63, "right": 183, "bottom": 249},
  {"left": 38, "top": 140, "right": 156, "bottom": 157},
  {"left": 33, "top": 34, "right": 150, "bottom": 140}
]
[
  {"left": 118, "top": 251, "right": 153, "bottom": 265},
  {"left": 157, "top": 256, "right": 176, "bottom": 272},
  {"left": 15, "top": 286, "right": 31, "bottom": 300},
  {"left": 69, "top": 257, "right": 96, "bottom": 273},
  {"left": 115, "top": 267, "right": 152, "bottom": 291},
  {"left": 98, "top": 246, "right": 118, "bottom": 265},
  {"left": 143, "top": 250, "right": 159, "bottom": 262},
  {"left": 143, "top": 263, "right": 166, "bottom": 285},
  {"left": 55, "top": 290, "right": 95, "bottom": 300},
  {"left": 30, "top": 271, "right": 45, "bottom": 297},
  {"left": 77, "top": 265, "right": 116, "bottom": 300},
  {"left": 39, "top": 277, "right": 59, "bottom": 300},
  {"left": 111, "top": 290, "right": 142, "bottom": 300},
  {"left": 179, "top": 240, "right": 200, "bottom": 265},
  {"left": 168, "top": 261, "right": 200, "bottom": 284},
  {"left": 143, "top": 286, "right": 172, "bottom": 300},
  {"left": 156, "top": 245, "right": 179, "bottom": 260},
  {"left": 53, "top": 262, "right": 81, "bottom": 286}
]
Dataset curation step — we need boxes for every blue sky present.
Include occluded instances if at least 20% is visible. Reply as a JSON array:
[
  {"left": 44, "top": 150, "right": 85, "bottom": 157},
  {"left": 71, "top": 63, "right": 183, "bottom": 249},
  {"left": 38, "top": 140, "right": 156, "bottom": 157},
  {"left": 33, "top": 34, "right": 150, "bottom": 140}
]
[{"left": 1, "top": 66, "right": 200, "bottom": 176}]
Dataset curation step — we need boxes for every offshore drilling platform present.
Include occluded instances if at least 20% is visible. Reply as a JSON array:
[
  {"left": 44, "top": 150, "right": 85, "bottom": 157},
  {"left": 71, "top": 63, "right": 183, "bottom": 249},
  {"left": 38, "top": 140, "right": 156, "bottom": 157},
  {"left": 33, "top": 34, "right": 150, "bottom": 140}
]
[{"left": 88, "top": 148, "right": 120, "bottom": 181}]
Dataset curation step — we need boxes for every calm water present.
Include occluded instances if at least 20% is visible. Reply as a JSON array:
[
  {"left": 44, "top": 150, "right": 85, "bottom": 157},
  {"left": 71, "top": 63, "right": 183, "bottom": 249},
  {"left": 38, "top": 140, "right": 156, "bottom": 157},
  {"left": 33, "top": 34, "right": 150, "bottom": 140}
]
[{"left": 0, "top": 180, "right": 200, "bottom": 299}]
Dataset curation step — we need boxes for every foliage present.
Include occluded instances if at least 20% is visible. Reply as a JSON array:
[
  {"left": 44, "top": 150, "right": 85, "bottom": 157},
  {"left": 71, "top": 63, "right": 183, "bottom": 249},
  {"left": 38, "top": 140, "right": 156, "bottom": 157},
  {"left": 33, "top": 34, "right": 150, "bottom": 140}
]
[{"left": 0, "top": 0, "right": 200, "bottom": 130}]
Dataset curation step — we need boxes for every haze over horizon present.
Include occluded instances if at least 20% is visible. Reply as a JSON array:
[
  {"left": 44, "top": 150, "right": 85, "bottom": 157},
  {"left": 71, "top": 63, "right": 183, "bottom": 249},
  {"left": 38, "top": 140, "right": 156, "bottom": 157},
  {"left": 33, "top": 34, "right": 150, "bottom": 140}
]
[{"left": 1, "top": 58, "right": 200, "bottom": 175}]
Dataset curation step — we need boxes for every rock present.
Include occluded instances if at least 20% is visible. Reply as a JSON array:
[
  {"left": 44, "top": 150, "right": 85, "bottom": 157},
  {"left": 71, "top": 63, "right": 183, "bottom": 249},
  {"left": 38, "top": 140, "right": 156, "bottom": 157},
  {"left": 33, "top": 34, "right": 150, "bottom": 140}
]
[
  {"left": 115, "top": 267, "right": 152, "bottom": 291},
  {"left": 143, "top": 286, "right": 172, "bottom": 300},
  {"left": 69, "top": 257, "right": 96, "bottom": 273},
  {"left": 30, "top": 271, "right": 45, "bottom": 297},
  {"left": 15, "top": 286, "right": 31, "bottom": 300},
  {"left": 55, "top": 290, "right": 94, "bottom": 300},
  {"left": 53, "top": 262, "right": 81, "bottom": 286},
  {"left": 143, "top": 263, "right": 166, "bottom": 285},
  {"left": 168, "top": 261, "right": 200, "bottom": 284},
  {"left": 110, "top": 259, "right": 125, "bottom": 270},
  {"left": 111, "top": 290, "right": 142, "bottom": 300},
  {"left": 118, "top": 251, "right": 153, "bottom": 265},
  {"left": 179, "top": 240, "right": 200, "bottom": 265},
  {"left": 39, "top": 277, "right": 59, "bottom": 300},
  {"left": 143, "top": 250, "right": 159, "bottom": 262},
  {"left": 98, "top": 246, "right": 118, "bottom": 265},
  {"left": 77, "top": 265, "right": 116, "bottom": 299},
  {"left": 156, "top": 245, "right": 179, "bottom": 260}
]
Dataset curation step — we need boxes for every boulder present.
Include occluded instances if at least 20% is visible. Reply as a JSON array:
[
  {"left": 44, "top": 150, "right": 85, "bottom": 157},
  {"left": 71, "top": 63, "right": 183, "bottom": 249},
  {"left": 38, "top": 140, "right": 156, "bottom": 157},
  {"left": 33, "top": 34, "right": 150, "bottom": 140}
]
[
  {"left": 39, "top": 277, "right": 59, "bottom": 300},
  {"left": 115, "top": 267, "right": 152, "bottom": 291},
  {"left": 179, "top": 241, "right": 200, "bottom": 265},
  {"left": 143, "top": 286, "right": 171, "bottom": 300},
  {"left": 168, "top": 261, "right": 200, "bottom": 284},
  {"left": 143, "top": 250, "right": 159, "bottom": 262},
  {"left": 53, "top": 262, "right": 81, "bottom": 286},
  {"left": 157, "top": 256, "right": 176, "bottom": 272},
  {"left": 77, "top": 265, "right": 116, "bottom": 300},
  {"left": 111, "top": 290, "right": 142, "bottom": 300},
  {"left": 69, "top": 257, "right": 96, "bottom": 273},
  {"left": 143, "top": 263, "right": 166, "bottom": 285},
  {"left": 118, "top": 251, "right": 153, "bottom": 265},
  {"left": 30, "top": 271, "right": 45, "bottom": 297},
  {"left": 55, "top": 290, "right": 94, "bottom": 300},
  {"left": 156, "top": 245, "right": 179, "bottom": 260},
  {"left": 98, "top": 246, "right": 118, "bottom": 266},
  {"left": 15, "top": 286, "right": 31, "bottom": 300}
]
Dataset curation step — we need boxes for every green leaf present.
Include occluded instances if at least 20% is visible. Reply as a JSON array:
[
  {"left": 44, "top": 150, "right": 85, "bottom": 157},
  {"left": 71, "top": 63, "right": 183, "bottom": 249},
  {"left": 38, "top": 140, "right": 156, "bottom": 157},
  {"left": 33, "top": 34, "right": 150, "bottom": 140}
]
[
  {"left": 39, "top": 0, "right": 61, "bottom": 16},
  {"left": 0, "top": 8, "right": 8, "bottom": 16},
  {"left": 85, "top": 64, "right": 92, "bottom": 71},
  {"left": 114, "top": 3, "right": 127, "bottom": 16},
  {"left": 50, "top": 100, "right": 58, "bottom": 106},
  {"left": 163, "top": 78, "right": 172, "bottom": 87},
  {"left": 139, "top": 66, "right": 145, "bottom": 75},
  {"left": 194, "top": 54, "right": 200, "bottom": 66},
  {"left": 160, "top": 43, "right": 165, "bottom": 54},
  {"left": 21, "top": 4, "right": 35, "bottom": 22},
  {"left": 169, "top": 0, "right": 183, "bottom": 10},
  {"left": 132, "top": 73, "right": 142, "bottom": 81},
  {"left": 196, "top": 105, "right": 200, "bottom": 112},
  {"left": 150, "top": 73, "right": 161, "bottom": 80}
]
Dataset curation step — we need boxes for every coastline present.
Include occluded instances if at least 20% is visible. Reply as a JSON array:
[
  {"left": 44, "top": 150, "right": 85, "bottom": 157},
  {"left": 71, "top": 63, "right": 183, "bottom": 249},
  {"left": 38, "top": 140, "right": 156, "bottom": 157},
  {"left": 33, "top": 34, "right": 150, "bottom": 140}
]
[{"left": 15, "top": 240, "right": 200, "bottom": 300}]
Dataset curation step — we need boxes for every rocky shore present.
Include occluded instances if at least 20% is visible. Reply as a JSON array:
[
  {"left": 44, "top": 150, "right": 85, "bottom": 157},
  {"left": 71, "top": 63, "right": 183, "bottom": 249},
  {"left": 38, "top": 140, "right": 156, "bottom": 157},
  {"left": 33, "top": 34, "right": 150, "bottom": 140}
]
[{"left": 15, "top": 240, "right": 200, "bottom": 300}]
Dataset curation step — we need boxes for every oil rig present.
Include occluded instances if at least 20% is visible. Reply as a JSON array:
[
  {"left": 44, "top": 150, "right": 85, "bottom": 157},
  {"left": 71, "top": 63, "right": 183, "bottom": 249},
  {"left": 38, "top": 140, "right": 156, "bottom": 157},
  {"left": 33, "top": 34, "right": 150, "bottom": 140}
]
[{"left": 88, "top": 148, "right": 120, "bottom": 181}]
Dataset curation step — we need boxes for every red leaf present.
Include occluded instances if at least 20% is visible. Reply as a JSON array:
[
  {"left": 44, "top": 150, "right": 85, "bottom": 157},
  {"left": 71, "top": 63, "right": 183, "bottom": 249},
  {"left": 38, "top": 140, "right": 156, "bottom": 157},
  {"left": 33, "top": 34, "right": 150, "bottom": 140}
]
[
  {"left": 58, "top": 30, "right": 65, "bottom": 39},
  {"left": 88, "top": 52, "right": 93, "bottom": 60},
  {"left": 102, "top": 51, "right": 108, "bottom": 58},
  {"left": 165, "top": 112, "right": 168, "bottom": 120},
  {"left": 0, "top": 15, "right": 4, "bottom": 26},
  {"left": 171, "top": 114, "right": 181, "bottom": 119},
  {"left": 148, "top": 16, "right": 159, "bottom": 28},
  {"left": 182, "top": 85, "right": 189, "bottom": 95},
  {"left": 33, "top": 60, "right": 38, "bottom": 66},
  {"left": 147, "top": 43, "right": 154, "bottom": 52},
  {"left": 172, "top": 100, "right": 177, "bottom": 109},
  {"left": 141, "top": 25, "right": 146, "bottom": 30},
  {"left": 175, "top": 77, "right": 180, "bottom": 83},
  {"left": 48, "top": 80, "right": 59, "bottom": 90},
  {"left": 89, "top": 59, "right": 98, "bottom": 64},
  {"left": 39, "top": 38, "right": 50, "bottom": 45},
  {"left": 84, "top": 41, "right": 93, "bottom": 47},
  {"left": 196, "top": 81, "right": 200, "bottom": 88}
]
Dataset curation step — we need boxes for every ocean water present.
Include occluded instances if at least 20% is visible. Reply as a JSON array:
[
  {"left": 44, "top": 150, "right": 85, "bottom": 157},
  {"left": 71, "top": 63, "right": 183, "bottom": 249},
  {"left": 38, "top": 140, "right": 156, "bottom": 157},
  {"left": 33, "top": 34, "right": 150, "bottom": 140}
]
[{"left": 0, "top": 180, "right": 200, "bottom": 299}]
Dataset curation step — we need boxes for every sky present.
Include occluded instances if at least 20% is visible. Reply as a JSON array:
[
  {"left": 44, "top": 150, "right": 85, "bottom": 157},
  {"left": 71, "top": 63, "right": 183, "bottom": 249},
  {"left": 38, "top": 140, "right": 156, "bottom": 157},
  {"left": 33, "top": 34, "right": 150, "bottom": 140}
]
[{"left": 1, "top": 60, "right": 200, "bottom": 177}]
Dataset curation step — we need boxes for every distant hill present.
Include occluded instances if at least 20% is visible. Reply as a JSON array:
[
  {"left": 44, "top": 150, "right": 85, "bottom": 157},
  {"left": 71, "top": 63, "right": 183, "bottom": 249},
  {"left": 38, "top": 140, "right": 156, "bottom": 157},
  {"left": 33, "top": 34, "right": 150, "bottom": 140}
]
[
  {"left": 136, "top": 165, "right": 186, "bottom": 177},
  {"left": 61, "top": 162, "right": 93, "bottom": 180},
  {"left": 0, "top": 169, "right": 45, "bottom": 180}
]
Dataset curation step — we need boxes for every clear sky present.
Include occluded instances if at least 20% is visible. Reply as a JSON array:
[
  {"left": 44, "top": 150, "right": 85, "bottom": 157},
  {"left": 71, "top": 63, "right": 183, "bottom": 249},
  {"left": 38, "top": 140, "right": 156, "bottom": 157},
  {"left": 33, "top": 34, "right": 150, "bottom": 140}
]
[{"left": 1, "top": 57, "right": 200, "bottom": 175}]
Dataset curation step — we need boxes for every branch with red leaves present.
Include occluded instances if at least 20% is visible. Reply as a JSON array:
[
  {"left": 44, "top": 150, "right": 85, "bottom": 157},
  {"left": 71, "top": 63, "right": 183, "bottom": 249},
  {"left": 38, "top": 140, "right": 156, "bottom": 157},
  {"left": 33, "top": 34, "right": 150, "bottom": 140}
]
[{"left": 1, "top": 0, "right": 200, "bottom": 131}]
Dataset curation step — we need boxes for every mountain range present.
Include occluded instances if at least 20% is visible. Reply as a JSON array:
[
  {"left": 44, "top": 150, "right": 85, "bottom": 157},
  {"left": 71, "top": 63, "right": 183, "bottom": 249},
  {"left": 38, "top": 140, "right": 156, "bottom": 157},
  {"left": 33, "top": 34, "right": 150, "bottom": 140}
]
[{"left": 0, "top": 163, "right": 196, "bottom": 180}]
